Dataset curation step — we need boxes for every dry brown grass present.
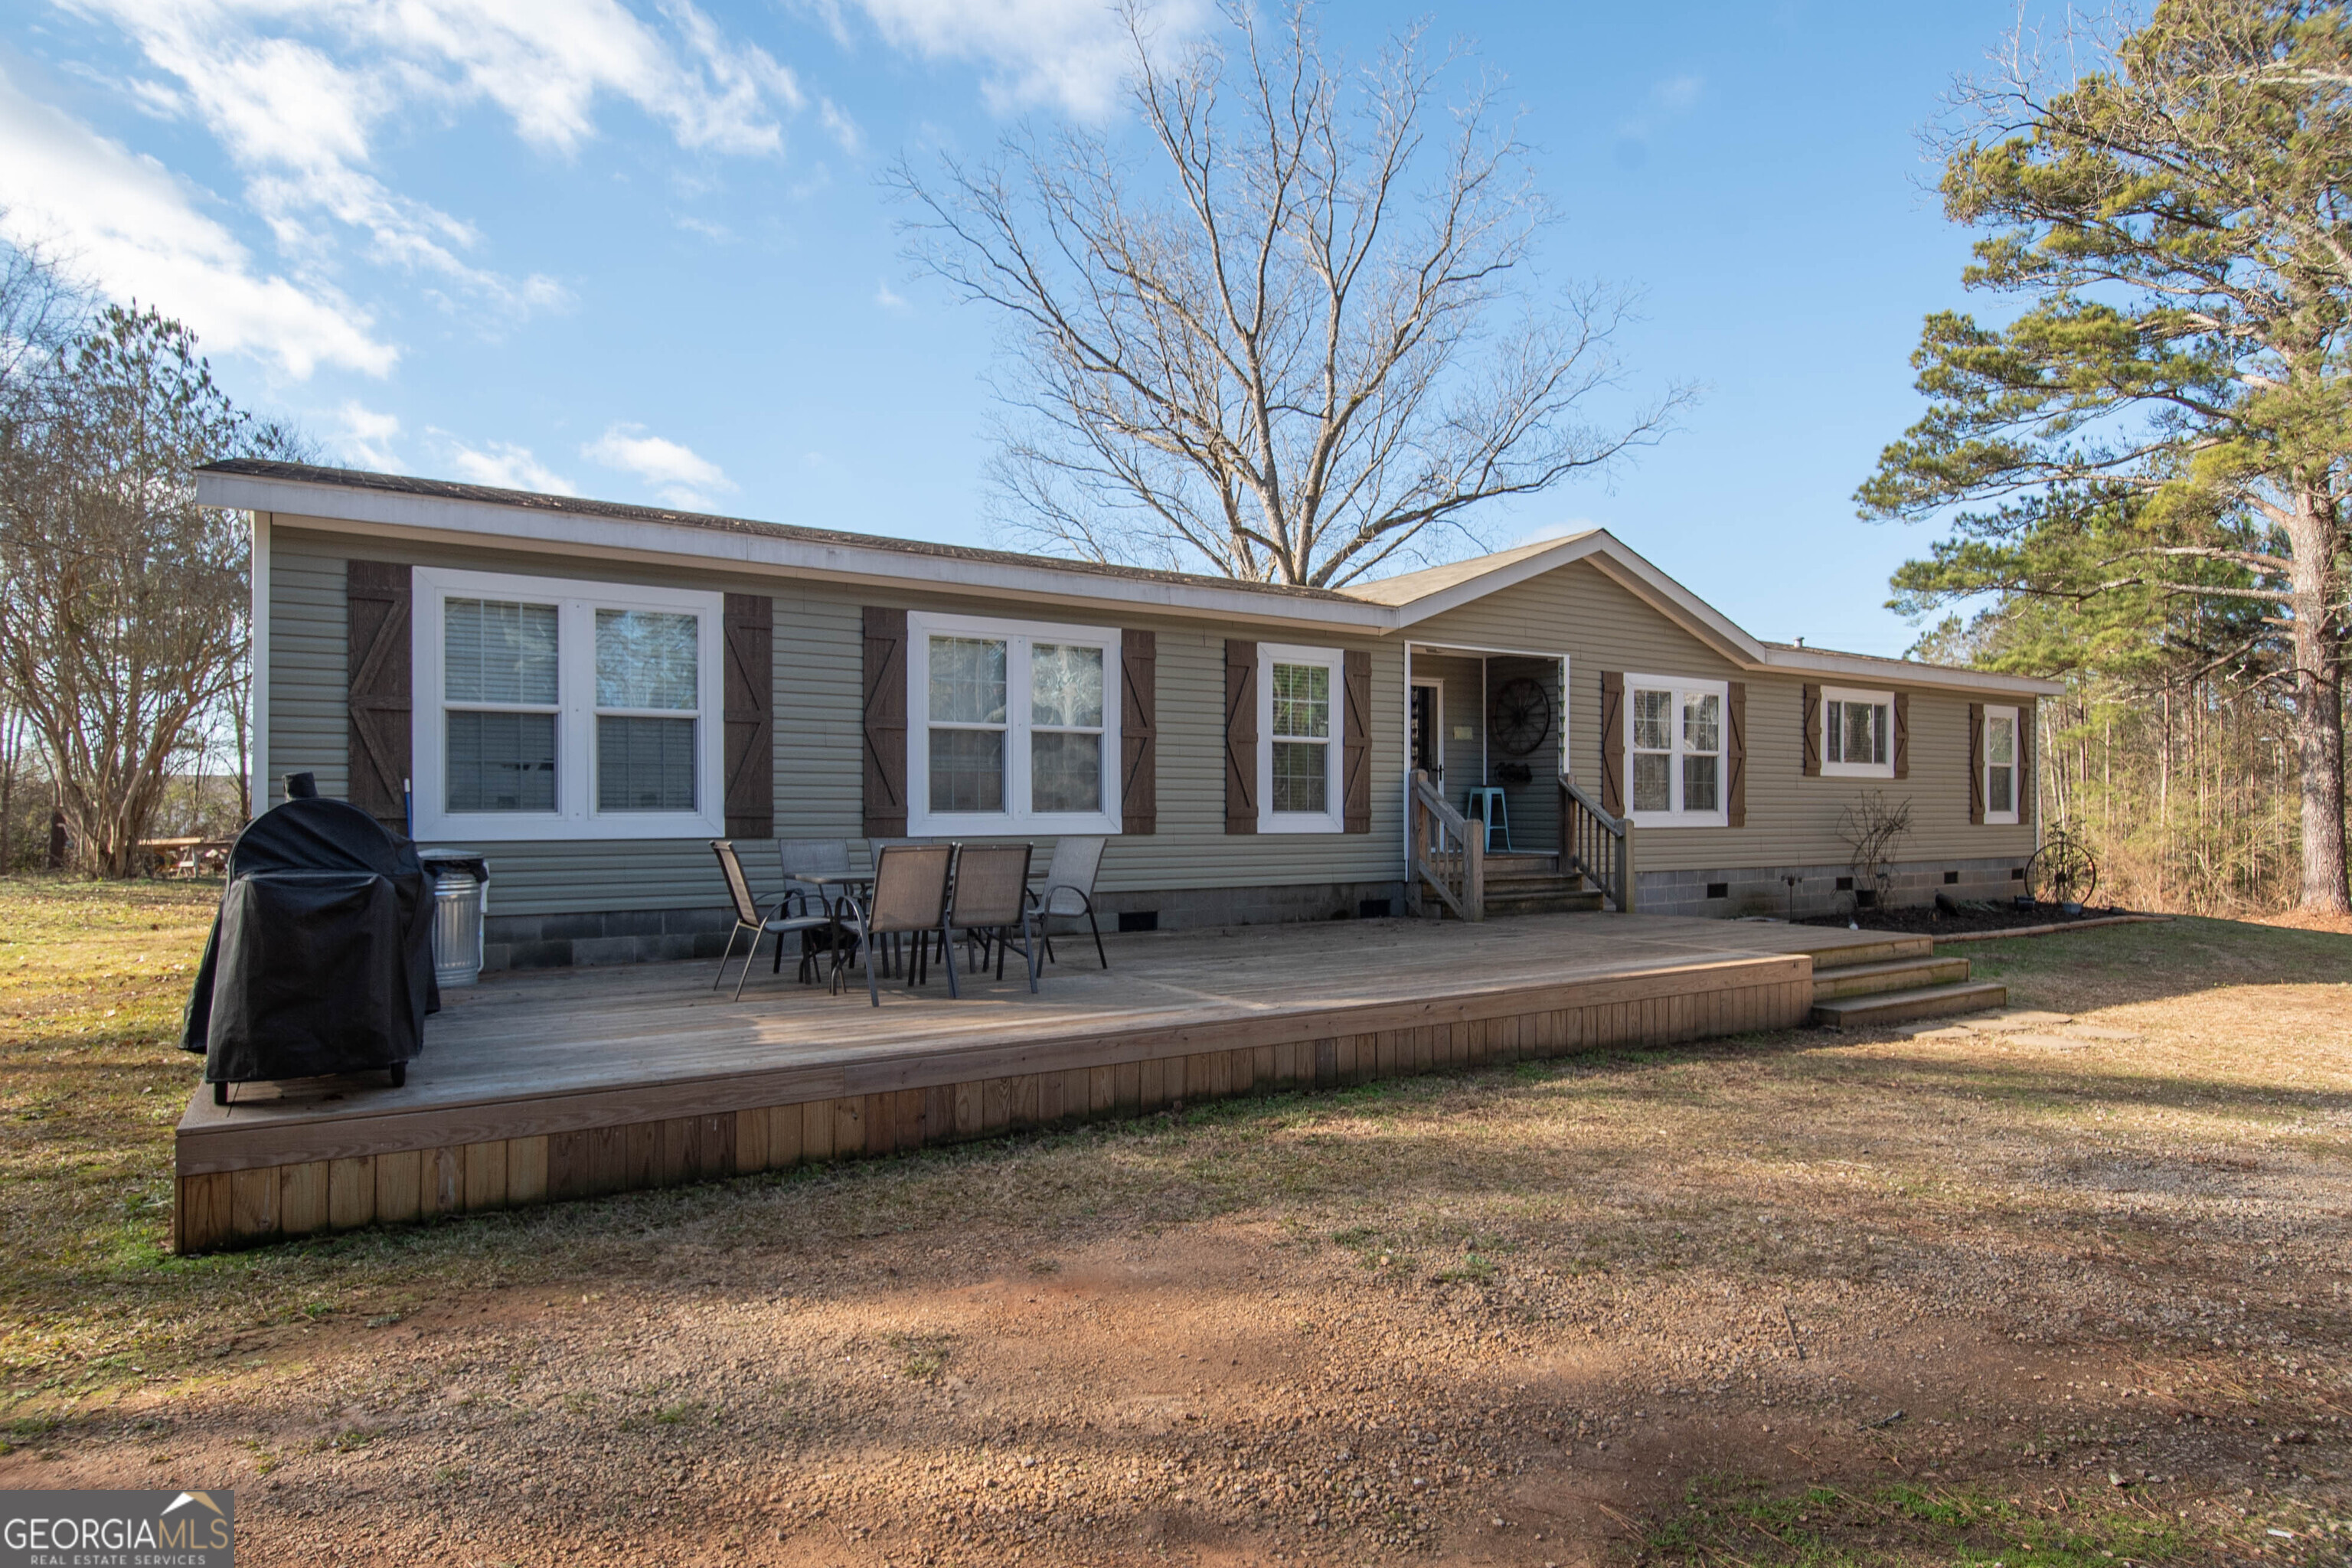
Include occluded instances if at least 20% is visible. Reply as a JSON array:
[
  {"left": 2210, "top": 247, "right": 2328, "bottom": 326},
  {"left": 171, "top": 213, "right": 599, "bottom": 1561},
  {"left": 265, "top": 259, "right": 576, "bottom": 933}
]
[{"left": 1, "top": 886, "right": 2347, "bottom": 1566}]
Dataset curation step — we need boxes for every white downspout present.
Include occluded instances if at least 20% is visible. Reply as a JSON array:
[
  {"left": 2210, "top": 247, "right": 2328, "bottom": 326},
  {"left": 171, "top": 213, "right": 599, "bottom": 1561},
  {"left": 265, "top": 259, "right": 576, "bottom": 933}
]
[{"left": 250, "top": 511, "right": 270, "bottom": 814}]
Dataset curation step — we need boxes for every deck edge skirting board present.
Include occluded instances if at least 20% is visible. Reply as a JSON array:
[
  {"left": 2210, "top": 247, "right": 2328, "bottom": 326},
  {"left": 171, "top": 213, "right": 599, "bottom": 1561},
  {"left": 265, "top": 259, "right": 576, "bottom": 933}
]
[
  {"left": 172, "top": 952, "right": 1807, "bottom": 1175},
  {"left": 170, "top": 953, "right": 1814, "bottom": 1252}
]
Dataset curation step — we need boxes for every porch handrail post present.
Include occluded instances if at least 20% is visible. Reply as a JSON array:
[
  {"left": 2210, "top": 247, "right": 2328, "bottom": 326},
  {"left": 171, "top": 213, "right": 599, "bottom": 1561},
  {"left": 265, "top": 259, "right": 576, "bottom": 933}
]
[
  {"left": 1465, "top": 820, "right": 1484, "bottom": 922},
  {"left": 1618, "top": 819, "right": 1637, "bottom": 914}
]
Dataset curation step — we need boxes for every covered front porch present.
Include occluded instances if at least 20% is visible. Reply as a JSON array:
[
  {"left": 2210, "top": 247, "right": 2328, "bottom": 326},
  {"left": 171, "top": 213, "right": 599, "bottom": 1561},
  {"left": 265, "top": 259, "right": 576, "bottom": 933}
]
[
  {"left": 168, "top": 910, "right": 1901, "bottom": 1253},
  {"left": 1403, "top": 640, "right": 1629, "bottom": 920}
]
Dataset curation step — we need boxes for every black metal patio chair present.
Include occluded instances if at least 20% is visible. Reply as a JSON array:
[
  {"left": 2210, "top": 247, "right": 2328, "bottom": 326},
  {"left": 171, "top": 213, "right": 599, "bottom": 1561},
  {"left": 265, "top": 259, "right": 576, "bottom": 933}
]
[
  {"left": 947, "top": 842, "right": 1040, "bottom": 991},
  {"left": 1027, "top": 834, "right": 1109, "bottom": 971},
  {"left": 840, "top": 842, "right": 957, "bottom": 1005},
  {"left": 710, "top": 840, "right": 833, "bottom": 1000}
]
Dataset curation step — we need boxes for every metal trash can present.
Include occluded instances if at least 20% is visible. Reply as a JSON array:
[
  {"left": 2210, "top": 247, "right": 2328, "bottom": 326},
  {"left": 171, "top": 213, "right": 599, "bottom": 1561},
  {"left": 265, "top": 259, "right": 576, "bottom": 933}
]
[{"left": 417, "top": 850, "right": 489, "bottom": 988}]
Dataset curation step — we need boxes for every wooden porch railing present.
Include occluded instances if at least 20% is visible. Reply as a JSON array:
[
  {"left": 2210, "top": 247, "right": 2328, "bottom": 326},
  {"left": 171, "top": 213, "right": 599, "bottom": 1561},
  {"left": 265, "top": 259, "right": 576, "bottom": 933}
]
[
  {"left": 1560, "top": 775, "right": 1637, "bottom": 913},
  {"left": 1410, "top": 769, "right": 1483, "bottom": 921}
]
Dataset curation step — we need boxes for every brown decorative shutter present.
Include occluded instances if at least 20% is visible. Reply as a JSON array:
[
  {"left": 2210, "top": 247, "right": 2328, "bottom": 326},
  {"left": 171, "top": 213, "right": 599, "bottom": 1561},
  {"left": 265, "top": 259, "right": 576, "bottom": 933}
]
[
  {"left": 1599, "top": 670, "right": 1625, "bottom": 816},
  {"left": 722, "top": 593, "right": 773, "bottom": 840},
  {"left": 1223, "top": 640, "right": 1258, "bottom": 833},
  {"left": 1342, "top": 648, "right": 1372, "bottom": 834},
  {"left": 1119, "top": 629, "right": 1157, "bottom": 835},
  {"left": 2017, "top": 701, "right": 2034, "bottom": 815},
  {"left": 1891, "top": 691, "right": 1909, "bottom": 779},
  {"left": 1967, "top": 702, "right": 1986, "bottom": 825},
  {"left": 346, "top": 560, "right": 411, "bottom": 828},
  {"left": 1724, "top": 681, "right": 1746, "bottom": 828},
  {"left": 862, "top": 607, "right": 908, "bottom": 838},
  {"left": 1800, "top": 683, "right": 1821, "bottom": 777}
]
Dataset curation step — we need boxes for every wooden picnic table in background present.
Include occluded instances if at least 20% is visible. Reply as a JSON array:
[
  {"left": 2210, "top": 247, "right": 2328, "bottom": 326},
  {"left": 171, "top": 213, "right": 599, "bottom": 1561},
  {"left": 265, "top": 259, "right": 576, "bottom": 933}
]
[{"left": 138, "top": 837, "right": 234, "bottom": 878}]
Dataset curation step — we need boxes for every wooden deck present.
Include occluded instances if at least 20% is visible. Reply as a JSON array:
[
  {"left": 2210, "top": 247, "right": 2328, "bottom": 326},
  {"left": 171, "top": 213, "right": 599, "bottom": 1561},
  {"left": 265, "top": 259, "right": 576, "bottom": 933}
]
[{"left": 172, "top": 913, "right": 1890, "bottom": 1253}]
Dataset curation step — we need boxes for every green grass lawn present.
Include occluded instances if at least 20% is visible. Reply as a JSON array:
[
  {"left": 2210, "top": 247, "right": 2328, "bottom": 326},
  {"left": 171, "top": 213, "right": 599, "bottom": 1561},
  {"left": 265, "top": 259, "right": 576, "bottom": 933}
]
[{"left": 2, "top": 880, "right": 2347, "bottom": 1564}]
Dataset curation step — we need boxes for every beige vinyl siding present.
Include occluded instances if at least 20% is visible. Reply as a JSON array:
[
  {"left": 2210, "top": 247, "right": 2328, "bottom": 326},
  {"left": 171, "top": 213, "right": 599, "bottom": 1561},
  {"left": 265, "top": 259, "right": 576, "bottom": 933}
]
[
  {"left": 267, "top": 540, "right": 352, "bottom": 801},
  {"left": 831, "top": 586, "right": 1403, "bottom": 895},
  {"left": 266, "top": 523, "right": 1404, "bottom": 917},
  {"left": 1407, "top": 560, "right": 2037, "bottom": 871}
]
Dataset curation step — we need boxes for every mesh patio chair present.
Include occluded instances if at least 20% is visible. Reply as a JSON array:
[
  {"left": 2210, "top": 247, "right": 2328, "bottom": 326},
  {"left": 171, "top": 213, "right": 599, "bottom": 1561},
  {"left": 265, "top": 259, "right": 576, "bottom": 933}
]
[
  {"left": 1027, "top": 835, "right": 1109, "bottom": 970},
  {"left": 779, "top": 838, "right": 854, "bottom": 979},
  {"left": 710, "top": 841, "right": 834, "bottom": 1001},
  {"left": 946, "top": 843, "right": 1040, "bottom": 991},
  {"left": 840, "top": 842, "right": 956, "bottom": 1005}
]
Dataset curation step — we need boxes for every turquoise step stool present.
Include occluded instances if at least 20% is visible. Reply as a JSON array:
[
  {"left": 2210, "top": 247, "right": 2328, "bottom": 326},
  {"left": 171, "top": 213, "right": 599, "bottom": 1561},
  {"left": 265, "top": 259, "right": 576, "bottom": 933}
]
[{"left": 1464, "top": 786, "right": 1513, "bottom": 852}]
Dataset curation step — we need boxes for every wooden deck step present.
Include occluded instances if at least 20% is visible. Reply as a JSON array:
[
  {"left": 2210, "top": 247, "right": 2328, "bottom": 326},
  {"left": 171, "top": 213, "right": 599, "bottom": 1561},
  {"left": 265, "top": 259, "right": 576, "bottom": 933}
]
[
  {"left": 1809, "top": 979, "right": 2008, "bottom": 1029},
  {"left": 1798, "top": 933, "right": 1937, "bottom": 971},
  {"left": 1810, "top": 955, "right": 1973, "bottom": 1001}
]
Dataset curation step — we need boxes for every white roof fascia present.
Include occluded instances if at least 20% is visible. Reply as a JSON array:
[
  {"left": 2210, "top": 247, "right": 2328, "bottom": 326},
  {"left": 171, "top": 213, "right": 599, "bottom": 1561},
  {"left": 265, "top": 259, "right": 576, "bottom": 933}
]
[
  {"left": 1759, "top": 646, "right": 2065, "bottom": 697},
  {"left": 198, "top": 470, "right": 1390, "bottom": 636}
]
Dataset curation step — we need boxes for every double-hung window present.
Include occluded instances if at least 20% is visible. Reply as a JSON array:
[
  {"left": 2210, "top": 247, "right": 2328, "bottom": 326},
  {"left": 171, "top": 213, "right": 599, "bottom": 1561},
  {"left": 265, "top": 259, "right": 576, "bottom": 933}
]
[
  {"left": 1259, "top": 643, "right": 1345, "bottom": 833},
  {"left": 1625, "top": 673, "right": 1727, "bottom": 827},
  {"left": 906, "top": 611, "right": 1121, "bottom": 835},
  {"left": 1821, "top": 686, "right": 1893, "bottom": 778},
  {"left": 1983, "top": 704, "right": 2020, "bottom": 825},
  {"left": 413, "top": 567, "right": 725, "bottom": 841}
]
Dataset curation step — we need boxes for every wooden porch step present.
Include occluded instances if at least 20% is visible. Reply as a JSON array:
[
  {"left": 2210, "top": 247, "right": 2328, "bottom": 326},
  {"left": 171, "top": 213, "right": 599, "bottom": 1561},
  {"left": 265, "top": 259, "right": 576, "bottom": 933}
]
[
  {"left": 1482, "top": 874, "right": 1606, "bottom": 917},
  {"left": 1480, "top": 853, "right": 1559, "bottom": 877},
  {"left": 1810, "top": 955, "right": 1973, "bottom": 1001},
  {"left": 1809, "top": 980, "right": 2008, "bottom": 1029}
]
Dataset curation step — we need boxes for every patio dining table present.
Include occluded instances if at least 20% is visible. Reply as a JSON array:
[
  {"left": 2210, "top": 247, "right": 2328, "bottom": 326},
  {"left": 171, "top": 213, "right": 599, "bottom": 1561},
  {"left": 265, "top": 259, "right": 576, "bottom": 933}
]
[{"left": 792, "top": 858, "right": 1054, "bottom": 988}]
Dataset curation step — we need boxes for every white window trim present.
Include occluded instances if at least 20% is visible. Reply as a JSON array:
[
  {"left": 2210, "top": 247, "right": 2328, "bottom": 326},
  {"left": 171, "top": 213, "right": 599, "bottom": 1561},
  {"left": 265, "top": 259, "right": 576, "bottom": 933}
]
[
  {"left": 1820, "top": 684, "right": 1896, "bottom": 779},
  {"left": 1983, "top": 703, "right": 2022, "bottom": 825},
  {"left": 1260, "top": 642, "right": 1347, "bottom": 834},
  {"left": 412, "top": 566, "right": 726, "bottom": 842},
  {"left": 906, "top": 609, "right": 1122, "bottom": 837},
  {"left": 1622, "top": 671, "right": 1730, "bottom": 828}
]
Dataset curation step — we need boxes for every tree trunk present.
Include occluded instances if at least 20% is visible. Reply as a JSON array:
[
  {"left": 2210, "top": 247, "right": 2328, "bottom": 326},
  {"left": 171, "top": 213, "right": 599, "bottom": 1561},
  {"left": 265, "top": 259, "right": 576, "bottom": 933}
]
[{"left": 2288, "top": 493, "right": 2349, "bottom": 912}]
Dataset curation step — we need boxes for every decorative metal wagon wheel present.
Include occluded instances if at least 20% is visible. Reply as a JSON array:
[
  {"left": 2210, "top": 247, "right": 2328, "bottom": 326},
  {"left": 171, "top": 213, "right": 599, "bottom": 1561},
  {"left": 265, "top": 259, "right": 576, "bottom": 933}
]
[
  {"left": 2026, "top": 830, "right": 2099, "bottom": 910},
  {"left": 1488, "top": 676, "right": 1553, "bottom": 757}
]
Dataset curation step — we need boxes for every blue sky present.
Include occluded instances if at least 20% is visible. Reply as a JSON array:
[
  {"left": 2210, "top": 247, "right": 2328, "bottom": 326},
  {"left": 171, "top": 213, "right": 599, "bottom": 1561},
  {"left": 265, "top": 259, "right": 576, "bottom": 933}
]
[{"left": 0, "top": 0, "right": 2050, "bottom": 657}]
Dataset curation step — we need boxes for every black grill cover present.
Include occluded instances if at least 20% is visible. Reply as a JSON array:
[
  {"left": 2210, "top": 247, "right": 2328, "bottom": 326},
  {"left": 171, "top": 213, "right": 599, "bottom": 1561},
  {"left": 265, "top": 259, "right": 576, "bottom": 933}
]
[{"left": 181, "top": 797, "right": 439, "bottom": 1085}]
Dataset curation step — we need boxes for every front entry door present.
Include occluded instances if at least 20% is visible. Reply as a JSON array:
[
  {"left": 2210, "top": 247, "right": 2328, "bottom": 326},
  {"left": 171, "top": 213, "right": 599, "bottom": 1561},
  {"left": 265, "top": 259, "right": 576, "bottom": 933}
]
[{"left": 1410, "top": 681, "right": 1444, "bottom": 782}]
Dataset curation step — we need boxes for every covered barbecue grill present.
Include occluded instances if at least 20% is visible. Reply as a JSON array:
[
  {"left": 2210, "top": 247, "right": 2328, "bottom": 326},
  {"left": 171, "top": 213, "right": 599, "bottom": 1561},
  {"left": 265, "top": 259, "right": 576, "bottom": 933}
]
[{"left": 181, "top": 792, "right": 439, "bottom": 1103}]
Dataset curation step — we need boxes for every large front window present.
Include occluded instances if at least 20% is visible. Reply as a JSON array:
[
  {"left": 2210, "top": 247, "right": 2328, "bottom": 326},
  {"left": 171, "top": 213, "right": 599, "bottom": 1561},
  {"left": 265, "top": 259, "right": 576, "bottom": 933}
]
[
  {"left": 906, "top": 612, "right": 1120, "bottom": 835},
  {"left": 413, "top": 568, "right": 724, "bottom": 841},
  {"left": 1625, "top": 674, "right": 1728, "bottom": 826}
]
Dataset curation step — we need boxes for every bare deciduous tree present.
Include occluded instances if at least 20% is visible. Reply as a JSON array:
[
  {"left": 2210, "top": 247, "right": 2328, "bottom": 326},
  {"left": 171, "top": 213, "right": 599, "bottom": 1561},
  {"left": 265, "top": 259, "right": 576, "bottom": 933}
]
[
  {"left": 0, "top": 293, "right": 302, "bottom": 876},
  {"left": 893, "top": 2, "right": 1686, "bottom": 588}
]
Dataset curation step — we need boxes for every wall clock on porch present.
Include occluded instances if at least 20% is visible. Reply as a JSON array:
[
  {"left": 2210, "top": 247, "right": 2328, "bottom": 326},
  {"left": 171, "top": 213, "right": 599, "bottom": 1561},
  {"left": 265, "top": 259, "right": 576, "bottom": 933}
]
[{"left": 1489, "top": 677, "right": 1553, "bottom": 757}]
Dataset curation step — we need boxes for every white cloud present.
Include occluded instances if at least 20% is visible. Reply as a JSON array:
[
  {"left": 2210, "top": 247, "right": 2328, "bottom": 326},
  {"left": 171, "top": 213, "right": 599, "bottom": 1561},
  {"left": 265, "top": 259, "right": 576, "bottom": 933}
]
[
  {"left": 442, "top": 437, "right": 576, "bottom": 495},
  {"left": 874, "top": 277, "right": 907, "bottom": 310},
  {"left": 1652, "top": 74, "right": 1704, "bottom": 113},
  {"left": 845, "top": 0, "right": 1209, "bottom": 118},
  {"left": 1618, "top": 72, "right": 1705, "bottom": 144},
  {"left": 0, "top": 62, "right": 394, "bottom": 377},
  {"left": 331, "top": 400, "right": 401, "bottom": 468},
  {"left": 583, "top": 422, "right": 734, "bottom": 508},
  {"left": 64, "top": 0, "right": 801, "bottom": 335}
]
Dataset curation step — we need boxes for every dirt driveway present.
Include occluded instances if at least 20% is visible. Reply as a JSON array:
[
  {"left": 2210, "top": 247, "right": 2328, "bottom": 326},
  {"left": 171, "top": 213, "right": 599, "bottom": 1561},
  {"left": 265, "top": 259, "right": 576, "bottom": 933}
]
[{"left": 3, "top": 914, "right": 2348, "bottom": 1565}]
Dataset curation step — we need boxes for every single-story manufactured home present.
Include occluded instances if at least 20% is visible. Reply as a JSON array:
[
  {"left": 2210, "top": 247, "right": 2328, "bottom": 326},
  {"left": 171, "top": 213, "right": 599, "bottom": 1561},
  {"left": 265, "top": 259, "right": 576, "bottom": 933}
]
[{"left": 196, "top": 460, "right": 2060, "bottom": 969}]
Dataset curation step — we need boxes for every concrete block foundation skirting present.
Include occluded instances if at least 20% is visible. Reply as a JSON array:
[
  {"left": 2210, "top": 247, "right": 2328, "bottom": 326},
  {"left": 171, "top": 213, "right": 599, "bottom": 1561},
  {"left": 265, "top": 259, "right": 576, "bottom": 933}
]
[
  {"left": 481, "top": 880, "right": 1413, "bottom": 972},
  {"left": 1638, "top": 856, "right": 2032, "bottom": 921}
]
